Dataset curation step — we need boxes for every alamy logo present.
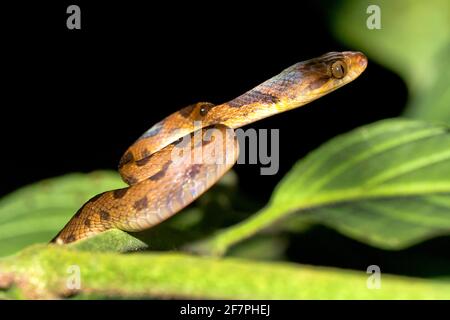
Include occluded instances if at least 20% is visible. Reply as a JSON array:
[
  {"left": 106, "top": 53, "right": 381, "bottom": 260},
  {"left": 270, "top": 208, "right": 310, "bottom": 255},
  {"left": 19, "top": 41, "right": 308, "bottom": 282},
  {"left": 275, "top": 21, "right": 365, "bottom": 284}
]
[
  {"left": 66, "top": 265, "right": 81, "bottom": 290},
  {"left": 66, "top": 5, "right": 81, "bottom": 30},
  {"left": 366, "top": 265, "right": 382, "bottom": 289},
  {"left": 366, "top": 5, "right": 382, "bottom": 30},
  {"left": 166, "top": 122, "right": 280, "bottom": 175}
]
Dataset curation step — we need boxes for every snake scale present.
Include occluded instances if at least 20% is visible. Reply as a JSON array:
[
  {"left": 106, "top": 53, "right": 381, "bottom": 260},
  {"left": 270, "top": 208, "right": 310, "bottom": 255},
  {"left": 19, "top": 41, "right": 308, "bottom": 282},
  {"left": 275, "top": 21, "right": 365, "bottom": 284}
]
[{"left": 52, "top": 51, "right": 367, "bottom": 244}]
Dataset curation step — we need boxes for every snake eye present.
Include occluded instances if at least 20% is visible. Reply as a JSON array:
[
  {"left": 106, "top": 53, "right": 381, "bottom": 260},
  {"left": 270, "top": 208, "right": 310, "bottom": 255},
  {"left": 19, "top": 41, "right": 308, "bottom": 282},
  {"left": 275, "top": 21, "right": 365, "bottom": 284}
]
[
  {"left": 199, "top": 106, "right": 208, "bottom": 116},
  {"left": 330, "top": 60, "right": 347, "bottom": 79}
]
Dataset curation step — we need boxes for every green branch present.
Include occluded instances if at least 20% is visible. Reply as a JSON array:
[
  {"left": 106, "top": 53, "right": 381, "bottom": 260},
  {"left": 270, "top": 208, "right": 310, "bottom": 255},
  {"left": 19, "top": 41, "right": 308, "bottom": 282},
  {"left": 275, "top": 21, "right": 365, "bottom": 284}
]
[{"left": 1, "top": 244, "right": 450, "bottom": 299}]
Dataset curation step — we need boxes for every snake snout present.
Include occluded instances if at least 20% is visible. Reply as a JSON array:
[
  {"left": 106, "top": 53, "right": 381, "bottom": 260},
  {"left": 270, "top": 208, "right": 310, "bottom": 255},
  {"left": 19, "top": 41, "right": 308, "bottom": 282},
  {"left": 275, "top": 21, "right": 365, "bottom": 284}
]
[{"left": 348, "top": 51, "right": 368, "bottom": 71}]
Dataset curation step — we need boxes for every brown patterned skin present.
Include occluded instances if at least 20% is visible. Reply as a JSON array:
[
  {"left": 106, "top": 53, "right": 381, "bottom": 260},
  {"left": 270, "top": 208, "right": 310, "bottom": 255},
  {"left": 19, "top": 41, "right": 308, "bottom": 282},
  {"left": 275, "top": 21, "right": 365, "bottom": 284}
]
[{"left": 52, "top": 51, "right": 367, "bottom": 244}]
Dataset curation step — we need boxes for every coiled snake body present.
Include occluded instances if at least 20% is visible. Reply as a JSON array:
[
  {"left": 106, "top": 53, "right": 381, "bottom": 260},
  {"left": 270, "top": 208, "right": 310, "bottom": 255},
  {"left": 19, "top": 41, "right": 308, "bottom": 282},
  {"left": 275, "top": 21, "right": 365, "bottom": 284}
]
[{"left": 52, "top": 51, "right": 367, "bottom": 244}]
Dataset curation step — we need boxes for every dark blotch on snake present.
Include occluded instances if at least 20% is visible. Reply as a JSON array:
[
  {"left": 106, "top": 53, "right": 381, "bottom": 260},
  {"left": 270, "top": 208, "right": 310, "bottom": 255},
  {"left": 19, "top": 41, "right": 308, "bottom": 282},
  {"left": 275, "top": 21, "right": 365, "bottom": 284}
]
[
  {"left": 306, "top": 77, "right": 329, "bottom": 91},
  {"left": 149, "top": 160, "right": 172, "bottom": 181},
  {"left": 179, "top": 105, "right": 196, "bottom": 118},
  {"left": 66, "top": 234, "right": 76, "bottom": 243},
  {"left": 119, "top": 152, "right": 134, "bottom": 168},
  {"left": 140, "top": 148, "right": 152, "bottom": 159},
  {"left": 84, "top": 218, "right": 91, "bottom": 228},
  {"left": 228, "top": 90, "right": 280, "bottom": 108},
  {"left": 188, "top": 164, "right": 202, "bottom": 179},
  {"left": 100, "top": 210, "right": 110, "bottom": 221},
  {"left": 89, "top": 193, "right": 104, "bottom": 203},
  {"left": 133, "top": 197, "right": 148, "bottom": 210},
  {"left": 113, "top": 188, "right": 128, "bottom": 199},
  {"left": 125, "top": 175, "right": 139, "bottom": 185},
  {"left": 135, "top": 155, "right": 153, "bottom": 167}
]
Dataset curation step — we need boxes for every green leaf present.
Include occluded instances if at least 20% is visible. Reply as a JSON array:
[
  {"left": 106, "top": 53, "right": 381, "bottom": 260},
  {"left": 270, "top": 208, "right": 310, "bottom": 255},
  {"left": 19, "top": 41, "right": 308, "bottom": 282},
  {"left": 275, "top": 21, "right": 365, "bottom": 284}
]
[
  {"left": 69, "top": 229, "right": 148, "bottom": 253},
  {"left": 2, "top": 244, "right": 450, "bottom": 299},
  {"left": 328, "top": 0, "right": 450, "bottom": 123},
  {"left": 0, "top": 167, "right": 257, "bottom": 256},
  {"left": 190, "top": 119, "right": 450, "bottom": 255},
  {"left": 0, "top": 171, "right": 126, "bottom": 257}
]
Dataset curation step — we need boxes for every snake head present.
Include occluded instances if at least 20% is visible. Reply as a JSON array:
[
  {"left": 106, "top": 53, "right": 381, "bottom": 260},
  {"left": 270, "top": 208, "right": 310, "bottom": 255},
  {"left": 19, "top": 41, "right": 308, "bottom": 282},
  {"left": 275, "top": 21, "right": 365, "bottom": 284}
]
[{"left": 288, "top": 51, "right": 368, "bottom": 103}]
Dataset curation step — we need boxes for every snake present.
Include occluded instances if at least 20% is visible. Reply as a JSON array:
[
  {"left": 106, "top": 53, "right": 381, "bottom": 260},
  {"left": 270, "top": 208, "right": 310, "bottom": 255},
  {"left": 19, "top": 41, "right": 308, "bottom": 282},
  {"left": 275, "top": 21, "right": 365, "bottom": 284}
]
[{"left": 51, "top": 51, "right": 367, "bottom": 244}]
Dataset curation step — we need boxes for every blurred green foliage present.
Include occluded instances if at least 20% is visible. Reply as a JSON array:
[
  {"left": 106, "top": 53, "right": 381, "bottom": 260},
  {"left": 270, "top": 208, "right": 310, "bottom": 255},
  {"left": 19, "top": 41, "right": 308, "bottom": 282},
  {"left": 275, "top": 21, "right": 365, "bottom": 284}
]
[
  {"left": 329, "top": 0, "right": 450, "bottom": 122},
  {"left": 0, "top": 171, "right": 126, "bottom": 257},
  {"left": 187, "top": 119, "right": 450, "bottom": 254}
]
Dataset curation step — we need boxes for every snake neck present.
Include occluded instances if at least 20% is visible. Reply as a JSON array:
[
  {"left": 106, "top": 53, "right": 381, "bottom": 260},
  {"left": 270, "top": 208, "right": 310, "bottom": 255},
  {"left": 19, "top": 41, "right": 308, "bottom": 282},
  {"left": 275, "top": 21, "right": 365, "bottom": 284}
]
[{"left": 217, "top": 51, "right": 367, "bottom": 129}]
